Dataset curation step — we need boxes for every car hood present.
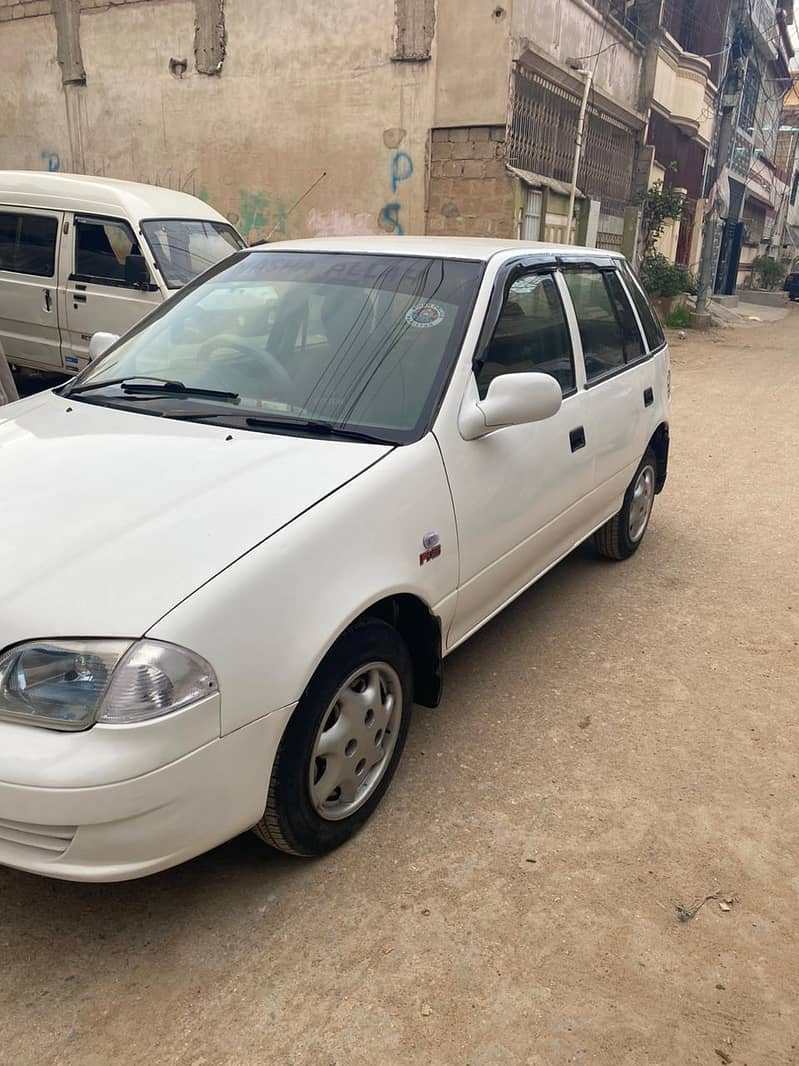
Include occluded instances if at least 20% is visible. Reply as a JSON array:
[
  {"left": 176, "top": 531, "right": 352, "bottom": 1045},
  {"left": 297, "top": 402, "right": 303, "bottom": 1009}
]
[{"left": 0, "top": 392, "right": 390, "bottom": 644}]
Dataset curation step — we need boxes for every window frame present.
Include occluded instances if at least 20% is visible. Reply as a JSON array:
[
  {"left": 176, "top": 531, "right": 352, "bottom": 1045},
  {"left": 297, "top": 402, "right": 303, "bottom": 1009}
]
[
  {"left": 619, "top": 260, "right": 666, "bottom": 353},
  {"left": 140, "top": 216, "right": 246, "bottom": 290},
  {"left": 70, "top": 213, "right": 153, "bottom": 290},
  {"left": 0, "top": 209, "right": 60, "bottom": 279},
  {"left": 475, "top": 266, "right": 575, "bottom": 400},
  {"left": 559, "top": 261, "right": 651, "bottom": 389}
]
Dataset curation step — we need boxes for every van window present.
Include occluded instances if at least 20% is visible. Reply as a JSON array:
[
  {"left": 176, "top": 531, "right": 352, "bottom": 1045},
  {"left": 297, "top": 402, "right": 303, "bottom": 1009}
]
[
  {"left": 620, "top": 261, "right": 666, "bottom": 351},
  {"left": 140, "top": 219, "right": 244, "bottom": 288},
  {"left": 75, "top": 216, "right": 142, "bottom": 285},
  {"left": 476, "top": 272, "right": 575, "bottom": 398},
  {"left": 0, "top": 211, "right": 58, "bottom": 277},
  {"left": 563, "top": 267, "right": 644, "bottom": 381}
]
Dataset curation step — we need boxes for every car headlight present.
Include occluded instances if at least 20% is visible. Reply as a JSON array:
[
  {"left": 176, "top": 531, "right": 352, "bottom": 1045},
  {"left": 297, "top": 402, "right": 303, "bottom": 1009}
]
[{"left": 0, "top": 639, "right": 217, "bottom": 731}]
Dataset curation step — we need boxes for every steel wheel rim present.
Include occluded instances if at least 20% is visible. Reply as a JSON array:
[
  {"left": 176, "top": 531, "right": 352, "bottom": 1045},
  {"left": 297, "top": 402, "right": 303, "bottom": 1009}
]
[
  {"left": 308, "top": 662, "right": 402, "bottom": 822},
  {"left": 628, "top": 464, "right": 655, "bottom": 543}
]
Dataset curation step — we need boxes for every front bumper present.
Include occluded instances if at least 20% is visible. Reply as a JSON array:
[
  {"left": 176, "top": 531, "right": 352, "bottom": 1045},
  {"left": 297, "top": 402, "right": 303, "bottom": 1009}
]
[{"left": 0, "top": 698, "right": 294, "bottom": 882}]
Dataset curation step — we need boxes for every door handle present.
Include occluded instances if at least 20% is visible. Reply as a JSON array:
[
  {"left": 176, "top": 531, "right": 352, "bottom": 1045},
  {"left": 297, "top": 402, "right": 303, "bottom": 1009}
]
[
  {"left": 643, "top": 387, "right": 654, "bottom": 407},
  {"left": 73, "top": 293, "right": 87, "bottom": 303},
  {"left": 42, "top": 289, "right": 52, "bottom": 312},
  {"left": 569, "top": 426, "right": 586, "bottom": 452}
]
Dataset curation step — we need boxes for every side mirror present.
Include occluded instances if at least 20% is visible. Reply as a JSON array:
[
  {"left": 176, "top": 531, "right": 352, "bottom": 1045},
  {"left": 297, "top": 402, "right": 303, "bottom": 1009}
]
[
  {"left": 88, "top": 331, "right": 119, "bottom": 361},
  {"left": 124, "top": 253, "right": 151, "bottom": 289},
  {"left": 459, "top": 372, "right": 562, "bottom": 440}
]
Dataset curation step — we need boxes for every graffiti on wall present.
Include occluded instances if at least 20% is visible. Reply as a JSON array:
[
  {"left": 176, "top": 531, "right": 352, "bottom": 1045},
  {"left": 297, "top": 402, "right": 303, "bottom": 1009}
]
[
  {"left": 48, "top": 156, "right": 293, "bottom": 240},
  {"left": 378, "top": 132, "right": 414, "bottom": 235}
]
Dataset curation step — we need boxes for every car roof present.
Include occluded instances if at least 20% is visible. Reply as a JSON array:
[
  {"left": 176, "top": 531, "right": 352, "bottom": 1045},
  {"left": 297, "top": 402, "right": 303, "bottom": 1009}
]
[
  {"left": 0, "top": 170, "right": 234, "bottom": 227},
  {"left": 258, "top": 235, "right": 625, "bottom": 263}
]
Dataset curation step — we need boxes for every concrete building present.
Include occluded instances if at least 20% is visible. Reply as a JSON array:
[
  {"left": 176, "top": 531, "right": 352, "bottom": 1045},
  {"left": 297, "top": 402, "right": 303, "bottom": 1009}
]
[
  {"left": 709, "top": 0, "right": 795, "bottom": 292},
  {"left": 772, "top": 78, "right": 799, "bottom": 264},
  {"left": 0, "top": 0, "right": 649, "bottom": 252}
]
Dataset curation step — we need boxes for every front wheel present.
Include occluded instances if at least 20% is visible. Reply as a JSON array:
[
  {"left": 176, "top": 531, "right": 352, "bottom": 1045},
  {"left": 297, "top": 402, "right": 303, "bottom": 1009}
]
[
  {"left": 253, "top": 619, "right": 413, "bottom": 856},
  {"left": 593, "top": 449, "right": 657, "bottom": 561}
]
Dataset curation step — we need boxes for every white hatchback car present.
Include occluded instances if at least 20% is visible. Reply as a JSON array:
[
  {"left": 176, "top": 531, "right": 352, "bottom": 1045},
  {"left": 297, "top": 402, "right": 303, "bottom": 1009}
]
[{"left": 0, "top": 237, "right": 669, "bottom": 881}]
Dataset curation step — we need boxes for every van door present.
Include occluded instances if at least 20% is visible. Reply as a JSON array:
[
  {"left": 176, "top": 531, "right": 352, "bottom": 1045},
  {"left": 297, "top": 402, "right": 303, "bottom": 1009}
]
[
  {"left": 561, "top": 263, "right": 651, "bottom": 514},
  {"left": 0, "top": 207, "right": 64, "bottom": 372},
  {"left": 60, "top": 214, "right": 162, "bottom": 372},
  {"left": 437, "top": 268, "right": 595, "bottom": 648}
]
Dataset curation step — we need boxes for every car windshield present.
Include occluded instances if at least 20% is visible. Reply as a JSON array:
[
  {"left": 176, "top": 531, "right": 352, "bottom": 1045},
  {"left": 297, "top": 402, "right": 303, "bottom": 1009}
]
[
  {"left": 68, "top": 250, "right": 483, "bottom": 442},
  {"left": 141, "top": 218, "right": 245, "bottom": 288}
]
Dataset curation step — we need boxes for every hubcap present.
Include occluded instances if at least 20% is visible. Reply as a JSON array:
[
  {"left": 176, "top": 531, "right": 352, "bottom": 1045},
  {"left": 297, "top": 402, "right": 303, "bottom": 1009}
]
[
  {"left": 628, "top": 464, "right": 655, "bottom": 543},
  {"left": 308, "top": 662, "right": 402, "bottom": 821}
]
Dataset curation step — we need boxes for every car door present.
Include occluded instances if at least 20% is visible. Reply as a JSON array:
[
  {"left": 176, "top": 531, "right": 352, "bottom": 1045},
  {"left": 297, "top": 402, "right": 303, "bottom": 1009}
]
[
  {"left": 60, "top": 214, "right": 162, "bottom": 372},
  {"left": 0, "top": 206, "right": 64, "bottom": 372},
  {"left": 436, "top": 265, "right": 596, "bottom": 649},
  {"left": 561, "top": 262, "right": 653, "bottom": 515}
]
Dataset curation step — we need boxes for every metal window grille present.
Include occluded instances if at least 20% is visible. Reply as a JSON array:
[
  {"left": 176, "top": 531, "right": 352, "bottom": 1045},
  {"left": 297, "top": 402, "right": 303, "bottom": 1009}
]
[{"left": 508, "top": 64, "right": 638, "bottom": 218}]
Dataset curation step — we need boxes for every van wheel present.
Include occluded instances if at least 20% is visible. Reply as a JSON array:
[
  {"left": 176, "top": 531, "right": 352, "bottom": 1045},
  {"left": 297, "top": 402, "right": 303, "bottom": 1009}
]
[
  {"left": 594, "top": 449, "right": 657, "bottom": 561},
  {"left": 253, "top": 620, "right": 413, "bottom": 857}
]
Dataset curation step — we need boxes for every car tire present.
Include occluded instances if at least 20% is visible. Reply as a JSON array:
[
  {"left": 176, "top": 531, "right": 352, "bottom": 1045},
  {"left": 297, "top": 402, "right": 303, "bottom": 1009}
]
[
  {"left": 252, "top": 619, "right": 413, "bottom": 857},
  {"left": 593, "top": 448, "right": 657, "bottom": 561}
]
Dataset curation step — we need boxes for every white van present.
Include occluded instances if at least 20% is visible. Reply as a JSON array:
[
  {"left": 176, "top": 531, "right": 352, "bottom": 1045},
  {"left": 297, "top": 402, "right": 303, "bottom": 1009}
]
[{"left": 0, "top": 171, "right": 245, "bottom": 375}]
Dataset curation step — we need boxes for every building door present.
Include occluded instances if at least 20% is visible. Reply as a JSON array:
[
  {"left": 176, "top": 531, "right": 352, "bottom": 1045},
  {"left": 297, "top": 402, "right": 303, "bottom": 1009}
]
[{"left": 522, "top": 189, "right": 542, "bottom": 241}]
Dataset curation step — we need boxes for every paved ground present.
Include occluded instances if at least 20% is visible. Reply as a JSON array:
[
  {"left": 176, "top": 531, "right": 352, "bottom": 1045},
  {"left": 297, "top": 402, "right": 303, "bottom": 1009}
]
[{"left": 2, "top": 310, "right": 798, "bottom": 1066}]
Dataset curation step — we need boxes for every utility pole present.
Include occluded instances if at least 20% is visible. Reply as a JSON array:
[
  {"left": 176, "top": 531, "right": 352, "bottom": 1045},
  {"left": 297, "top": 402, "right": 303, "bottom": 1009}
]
[
  {"left": 567, "top": 67, "right": 593, "bottom": 244},
  {"left": 694, "top": 103, "right": 737, "bottom": 316},
  {"left": 695, "top": 0, "right": 742, "bottom": 319}
]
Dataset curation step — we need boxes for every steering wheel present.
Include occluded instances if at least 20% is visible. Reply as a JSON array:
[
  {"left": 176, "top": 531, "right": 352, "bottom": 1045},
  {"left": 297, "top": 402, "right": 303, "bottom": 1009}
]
[{"left": 196, "top": 334, "right": 292, "bottom": 388}]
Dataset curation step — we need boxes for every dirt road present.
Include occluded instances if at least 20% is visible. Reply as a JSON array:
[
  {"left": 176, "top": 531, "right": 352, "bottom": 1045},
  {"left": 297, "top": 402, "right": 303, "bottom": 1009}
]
[{"left": 2, "top": 311, "right": 798, "bottom": 1066}]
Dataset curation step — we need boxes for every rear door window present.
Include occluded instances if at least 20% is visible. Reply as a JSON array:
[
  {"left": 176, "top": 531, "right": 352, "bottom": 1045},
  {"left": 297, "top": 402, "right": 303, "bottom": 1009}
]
[
  {"left": 563, "top": 266, "right": 644, "bottom": 381},
  {"left": 476, "top": 272, "right": 575, "bottom": 398},
  {"left": 0, "top": 211, "right": 58, "bottom": 277},
  {"left": 620, "top": 261, "right": 666, "bottom": 351},
  {"left": 74, "top": 216, "right": 143, "bottom": 285}
]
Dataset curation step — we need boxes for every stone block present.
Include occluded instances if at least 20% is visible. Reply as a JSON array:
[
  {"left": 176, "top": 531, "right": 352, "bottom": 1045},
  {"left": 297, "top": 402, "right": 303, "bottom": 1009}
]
[{"left": 449, "top": 127, "right": 469, "bottom": 142}]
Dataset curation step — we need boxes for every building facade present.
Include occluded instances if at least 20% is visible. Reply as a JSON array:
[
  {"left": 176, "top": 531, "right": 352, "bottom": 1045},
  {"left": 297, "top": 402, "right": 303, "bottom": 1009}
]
[
  {"left": 0, "top": 0, "right": 793, "bottom": 281},
  {"left": 0, "top": 0, "right": 649, "bottom": 251}
]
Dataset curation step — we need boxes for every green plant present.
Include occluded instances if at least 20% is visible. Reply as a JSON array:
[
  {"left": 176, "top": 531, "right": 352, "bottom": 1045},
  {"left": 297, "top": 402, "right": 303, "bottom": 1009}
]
[
  {"left": 665, "top": 304, "right": 691, "bottom": 329},
  {"left": 751, "top": 255, "right": 788, "bottom": 291},
  {"left": 640, "top": 253, "right": 698, "bottom": 298},
  {"left": 641, "top": 180, "right": 686, "bottom": 260}
]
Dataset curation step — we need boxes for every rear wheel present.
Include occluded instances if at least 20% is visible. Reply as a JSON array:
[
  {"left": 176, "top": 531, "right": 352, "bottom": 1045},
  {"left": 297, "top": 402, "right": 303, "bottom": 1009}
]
[
  {"left": 593, "top": 449, "right": 657, "bottom": 561},
  {"left": 253, "top": 620, "right": 413, "bottom": 856}
]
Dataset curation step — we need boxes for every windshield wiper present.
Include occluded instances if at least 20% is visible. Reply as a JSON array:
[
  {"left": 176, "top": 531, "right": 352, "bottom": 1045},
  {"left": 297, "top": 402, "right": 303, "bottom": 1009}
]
[
  {"left": 67, "top": 376, "right": 239, "bottom": 401},
  {"left": 244, "top": 415, "right": 395, "bottom": 445}
]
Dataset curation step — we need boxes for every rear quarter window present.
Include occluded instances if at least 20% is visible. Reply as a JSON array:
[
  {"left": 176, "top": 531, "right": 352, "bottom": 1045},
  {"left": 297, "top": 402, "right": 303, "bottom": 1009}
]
[{"left": 621, "top": 261, "right": 666, "bottom": 351}]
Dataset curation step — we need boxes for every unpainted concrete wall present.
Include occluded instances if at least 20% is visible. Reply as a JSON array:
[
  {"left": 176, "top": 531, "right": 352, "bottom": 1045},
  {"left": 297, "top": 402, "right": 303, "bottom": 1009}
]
[
  {"left": 433, "top": 0, "right": 512, "bottom": 128},
  {"left": 511, "top": 0, "right": 644, "bottom": 119},
  {"left": 0, "top": 0, "right": 436, "bottom": 240}
]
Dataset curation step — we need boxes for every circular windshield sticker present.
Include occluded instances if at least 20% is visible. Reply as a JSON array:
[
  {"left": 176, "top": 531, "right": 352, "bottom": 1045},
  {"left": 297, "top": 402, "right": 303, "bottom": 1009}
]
[{"left": 405, "top": 301, "right": 446, "bottom": 329}]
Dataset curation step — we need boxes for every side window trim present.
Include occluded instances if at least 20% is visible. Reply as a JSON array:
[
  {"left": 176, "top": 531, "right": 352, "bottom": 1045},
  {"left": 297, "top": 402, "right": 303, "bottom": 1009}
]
[
  {"left": 553, "top": 269, "right": 586, "bottom": 391},
  {"left": 562, "top": 263, "right": 648, "bottom": 386},
  {"left": 612, "top": 267, "right": 649, "bottom": 356},
  {"left": 471, "top": 256, "right": 558, "bottom": 373},
  {"left": 621, "top": 261, "right": 667, "bottom": 352},
  {"left": 474, "top": 265, "right": 577, "bottom": 398}
]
